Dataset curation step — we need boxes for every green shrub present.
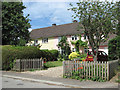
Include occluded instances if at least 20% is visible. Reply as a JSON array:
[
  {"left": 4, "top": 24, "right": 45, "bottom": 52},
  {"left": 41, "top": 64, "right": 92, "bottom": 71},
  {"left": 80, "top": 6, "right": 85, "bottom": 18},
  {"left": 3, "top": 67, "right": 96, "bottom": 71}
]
[
  {"left": 41, "top": 49, "right": 58, "bottom": 61},
  {"left": 2, "top": 45, "right": 59, "bottom": 70},
  {"left": 108, "top": 36, "right": 120, "bottom": 60},
  {"left": 77, "top": 54, "right": 87, "bottom": 61},
  {"left": 2, "top": 46, "right": 41, "bottom": 70},
  {"left": 49, "top": 50, "right": 59, "bottom": 60}
]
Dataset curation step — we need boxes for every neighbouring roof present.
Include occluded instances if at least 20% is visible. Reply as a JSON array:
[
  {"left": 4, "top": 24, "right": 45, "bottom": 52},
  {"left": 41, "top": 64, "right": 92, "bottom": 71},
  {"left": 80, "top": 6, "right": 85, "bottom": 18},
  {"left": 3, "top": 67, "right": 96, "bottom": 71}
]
[{"left": 30, "top": 22, "right": 84, "bottom": 39}]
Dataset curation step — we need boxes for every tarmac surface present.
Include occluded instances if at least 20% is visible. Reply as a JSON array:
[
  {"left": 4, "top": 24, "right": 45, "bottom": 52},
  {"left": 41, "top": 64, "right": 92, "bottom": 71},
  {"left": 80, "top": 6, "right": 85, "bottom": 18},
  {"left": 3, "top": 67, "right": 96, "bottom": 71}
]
[
  {"left": 2, "top": 76, "right": 68, "bottom": 88},
  {"left": 1, "top": 71, "right": 119, "bottom": 88}
]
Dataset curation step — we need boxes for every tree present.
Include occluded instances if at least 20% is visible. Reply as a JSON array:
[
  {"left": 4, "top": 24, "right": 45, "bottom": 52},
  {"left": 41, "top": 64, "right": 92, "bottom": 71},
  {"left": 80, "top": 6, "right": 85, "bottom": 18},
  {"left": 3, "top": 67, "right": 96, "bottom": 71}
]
[
  {"left": 113, "top": 1, "right": 120, "bottom": 36},
  {"left": 108, "top": 36, "right": 120, "bottom": 60},
  {"left": 2, "top": 2, "right": 31, "bottom": 45},
  {"left": 57, "top": 36, "right": 71, "bottom": 57},
  {"left": 69, "top": 1, "right": 117, "bottom": 61}
]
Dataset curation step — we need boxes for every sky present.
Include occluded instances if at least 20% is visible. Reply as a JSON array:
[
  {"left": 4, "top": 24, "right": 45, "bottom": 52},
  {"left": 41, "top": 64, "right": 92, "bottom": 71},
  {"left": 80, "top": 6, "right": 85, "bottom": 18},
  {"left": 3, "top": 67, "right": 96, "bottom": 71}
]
[
  {"left": 22, "top": 0, "right": 119, "bottom": 32},
  {"left": 23, "top": 1, "right": 78, "bottom": 32}
]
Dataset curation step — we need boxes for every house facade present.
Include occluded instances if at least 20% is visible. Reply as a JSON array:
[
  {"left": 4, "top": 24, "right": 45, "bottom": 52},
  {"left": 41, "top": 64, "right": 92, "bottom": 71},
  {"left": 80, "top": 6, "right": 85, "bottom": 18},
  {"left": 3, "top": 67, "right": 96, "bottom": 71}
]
[{"left": 28, "top": 21, "right": 115, "bottom": 55}]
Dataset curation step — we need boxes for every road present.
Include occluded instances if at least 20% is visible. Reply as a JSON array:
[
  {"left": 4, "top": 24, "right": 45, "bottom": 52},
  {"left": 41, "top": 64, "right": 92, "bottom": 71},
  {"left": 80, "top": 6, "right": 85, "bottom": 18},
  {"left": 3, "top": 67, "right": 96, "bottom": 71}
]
[{"left": 2, "top": 76, "right": 68, "bottom": 88}]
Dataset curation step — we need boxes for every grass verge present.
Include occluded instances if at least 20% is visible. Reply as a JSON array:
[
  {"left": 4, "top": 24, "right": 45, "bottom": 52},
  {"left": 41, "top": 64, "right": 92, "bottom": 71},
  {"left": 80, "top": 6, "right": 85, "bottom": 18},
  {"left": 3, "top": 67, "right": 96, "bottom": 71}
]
[{"left": 44, "top": 61, "right": 63, "bottom": 68}]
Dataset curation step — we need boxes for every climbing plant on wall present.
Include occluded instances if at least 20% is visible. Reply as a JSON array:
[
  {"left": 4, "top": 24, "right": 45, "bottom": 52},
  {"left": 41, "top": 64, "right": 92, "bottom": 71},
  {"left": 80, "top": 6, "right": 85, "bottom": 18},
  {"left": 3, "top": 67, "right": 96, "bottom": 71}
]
[{"left": 71, "top": 35, "right": 88, "bottom": 52}]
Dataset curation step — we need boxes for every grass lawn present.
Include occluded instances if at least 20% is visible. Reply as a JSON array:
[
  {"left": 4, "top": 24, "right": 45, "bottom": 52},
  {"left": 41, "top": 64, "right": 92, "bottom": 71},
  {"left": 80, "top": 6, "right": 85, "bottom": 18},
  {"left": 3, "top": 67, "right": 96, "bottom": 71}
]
[{"left": 44, "top": 61, "right": 63, "bottom": 68}]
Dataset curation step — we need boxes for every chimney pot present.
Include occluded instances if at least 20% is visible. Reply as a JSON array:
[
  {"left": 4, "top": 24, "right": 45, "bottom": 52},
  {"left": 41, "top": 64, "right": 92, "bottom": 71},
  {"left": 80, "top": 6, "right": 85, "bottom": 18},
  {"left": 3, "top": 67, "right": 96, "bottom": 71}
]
[{"left": 52, "top": 23, "right": 56, "bottom": 26}]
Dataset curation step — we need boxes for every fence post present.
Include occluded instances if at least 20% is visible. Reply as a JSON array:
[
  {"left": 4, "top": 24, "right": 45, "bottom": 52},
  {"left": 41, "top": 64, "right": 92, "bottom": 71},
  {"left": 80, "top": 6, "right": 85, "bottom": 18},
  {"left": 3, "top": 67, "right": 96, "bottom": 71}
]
[
  {"left": 63, "top": 61, "right": 65, "bottom": 76},
  {"left": 105, "top": 61, "right": 107, "bottom": 80},
  {"left": 94, "top": 61, "right": 95, "bottom": 77},
  {"left": 107, "top": 61, "right": 109, "bottom": 80},
  {"left": 89, "top": 61, "right": 90, "bottom": 78},
  {"left": 19, "top": 59, "right": 21, "bottom": 72},
  {"left": 102, "top": 61, "right": 103, "bottom": 79},
  {"left": 42, "top": 58, "right": 44, "bottom": 69}
]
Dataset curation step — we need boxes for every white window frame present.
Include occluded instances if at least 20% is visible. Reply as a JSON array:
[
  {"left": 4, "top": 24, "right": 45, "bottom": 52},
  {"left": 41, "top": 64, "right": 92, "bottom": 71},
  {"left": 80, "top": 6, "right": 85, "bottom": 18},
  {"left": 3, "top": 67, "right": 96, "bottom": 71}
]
[
  {"left": 71, "top": 35, "right": 77, "bottom": 40},
  {"left": 42, "top": 38, "right": 48, "bottom": 43},
  {"left": 72, "top": 48, "right": 76, "bottom": 52}
]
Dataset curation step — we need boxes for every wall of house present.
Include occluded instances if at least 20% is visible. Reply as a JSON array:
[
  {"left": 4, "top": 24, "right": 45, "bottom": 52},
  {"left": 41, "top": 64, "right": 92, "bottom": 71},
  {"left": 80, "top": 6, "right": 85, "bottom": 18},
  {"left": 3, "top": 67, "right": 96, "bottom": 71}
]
[
  {"left": 27, "top": 34, "right": 108, "bottom": 54},
  {"left": 67, "top": 34, "right": 87, "bottom": 53},
  {"left": 38, "top": 37, "right": 58, "bottom": 50}
]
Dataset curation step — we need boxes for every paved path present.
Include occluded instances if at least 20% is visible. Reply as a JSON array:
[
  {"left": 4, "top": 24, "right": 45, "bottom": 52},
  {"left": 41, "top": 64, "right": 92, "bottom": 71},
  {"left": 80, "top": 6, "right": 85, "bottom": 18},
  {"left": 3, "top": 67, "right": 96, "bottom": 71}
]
[
  {"left": 21, "top": 66, "right": 63, "bottom": 78},
  {"left": 2, "top": 71, "right": 119, "bottom": 88}
]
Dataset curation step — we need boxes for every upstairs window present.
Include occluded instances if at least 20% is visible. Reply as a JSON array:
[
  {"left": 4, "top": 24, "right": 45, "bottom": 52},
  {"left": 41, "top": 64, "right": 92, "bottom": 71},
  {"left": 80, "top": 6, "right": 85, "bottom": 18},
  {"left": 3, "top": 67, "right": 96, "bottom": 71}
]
[
  {"left": 42, "top": 38, "right": 48, "bottom": 43},
  {"left": 71, "top": 35, "right": 77, "bottom": 40},
  {"left": 34, "top": 39, "right": 38, "bottom": 44}
]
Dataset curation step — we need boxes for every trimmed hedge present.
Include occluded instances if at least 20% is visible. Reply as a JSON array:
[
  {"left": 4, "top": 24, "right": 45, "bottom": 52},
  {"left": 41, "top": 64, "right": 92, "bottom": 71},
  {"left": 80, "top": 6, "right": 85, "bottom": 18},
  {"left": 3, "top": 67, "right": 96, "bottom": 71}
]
[
  {"left": 108, "top": 36, "right": 120, "bottom": 60},
  {"left": 2, "top": 45, "right": 59, "bottom": 70}
]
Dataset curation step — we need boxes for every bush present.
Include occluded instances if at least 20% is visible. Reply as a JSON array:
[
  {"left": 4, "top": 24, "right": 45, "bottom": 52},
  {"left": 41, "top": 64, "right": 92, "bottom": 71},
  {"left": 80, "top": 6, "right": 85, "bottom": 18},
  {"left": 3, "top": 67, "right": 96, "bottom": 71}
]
[
  {"left": 2, "top": 46, "right": 41, "bottom": 70},
  {"left": 2, "top": 45, "right": 59, "bottom": 70},
  {"left": 68, "top": 52, "right": 80, "bottom": 60},
  {"left": 108, "top": 36, "right": 120, "bottom": 60},
  {"left": 49, "top": 50, "right": 59, "bottom": 60},
  {"left": 40, "top": 49, "right": 59, "bottom": 61},
  {"left": 77, "top": 54, "right": 87, "bottom": 61}
]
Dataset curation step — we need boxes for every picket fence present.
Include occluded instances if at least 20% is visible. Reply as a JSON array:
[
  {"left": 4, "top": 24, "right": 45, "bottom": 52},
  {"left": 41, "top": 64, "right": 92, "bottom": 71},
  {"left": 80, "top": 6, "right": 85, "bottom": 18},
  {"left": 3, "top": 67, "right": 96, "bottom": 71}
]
[
  {"left": 13, "top": 58, "right": 44, "bottom": 71},
  {"left": 63, "top": 60, "right": 119, "bottom": 80}
]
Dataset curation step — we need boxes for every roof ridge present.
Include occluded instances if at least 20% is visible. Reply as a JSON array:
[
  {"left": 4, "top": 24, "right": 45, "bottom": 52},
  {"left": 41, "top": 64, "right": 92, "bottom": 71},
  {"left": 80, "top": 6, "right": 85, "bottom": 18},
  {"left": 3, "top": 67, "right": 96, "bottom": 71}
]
[{"left": 31, "top": 22, "right": 78, "bottom": 32}]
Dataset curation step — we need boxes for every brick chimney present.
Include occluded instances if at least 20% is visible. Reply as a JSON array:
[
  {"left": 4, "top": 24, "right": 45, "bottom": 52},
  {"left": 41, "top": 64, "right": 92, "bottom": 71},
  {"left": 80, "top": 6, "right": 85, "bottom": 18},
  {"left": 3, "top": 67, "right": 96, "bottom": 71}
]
[
  {"left": 73, "top": 20, "right": 78, "bottom": 22},
  {"left": 52, "top": 23, "right": 56, "bottom": 26}
]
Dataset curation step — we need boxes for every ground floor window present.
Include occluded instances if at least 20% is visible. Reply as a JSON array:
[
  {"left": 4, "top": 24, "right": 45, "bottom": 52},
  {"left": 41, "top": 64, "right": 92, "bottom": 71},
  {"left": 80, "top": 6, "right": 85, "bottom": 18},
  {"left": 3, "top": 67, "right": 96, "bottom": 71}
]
[
  {"left": 72, "top": 48, "right": 76, "bottom": 52},
  {"left": 84, "top": 48, "right": 88, "bottom": 53}
]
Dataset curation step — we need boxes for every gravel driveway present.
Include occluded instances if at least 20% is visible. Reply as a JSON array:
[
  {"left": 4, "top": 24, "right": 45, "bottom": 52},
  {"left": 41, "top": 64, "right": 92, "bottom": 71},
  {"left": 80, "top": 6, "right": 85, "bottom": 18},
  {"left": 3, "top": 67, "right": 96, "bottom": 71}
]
[{"left": 21, "top": 66, "right": 63, "bottom": 78}]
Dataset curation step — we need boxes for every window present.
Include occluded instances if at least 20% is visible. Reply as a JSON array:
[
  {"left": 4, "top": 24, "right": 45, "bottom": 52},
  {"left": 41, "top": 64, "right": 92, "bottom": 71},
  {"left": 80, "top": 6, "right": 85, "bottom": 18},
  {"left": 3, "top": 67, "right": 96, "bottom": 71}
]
[
  {"left": 42, "top": 38, "right": 48, "bottom": 43},
  {"left": 58, "top": 37, "right": 62, "bottom": 42},
  {"left": 84, "top": 48, "right": 88, "bottom": 53},
  {"left": 72, "top": 48, "right": 76, "bottom": 52},
  {"left": 71, "top": 35, "right": 77, "bottom": 40},
  {"left": 34, "top": 39, "right": 38, "bottom": 45}
]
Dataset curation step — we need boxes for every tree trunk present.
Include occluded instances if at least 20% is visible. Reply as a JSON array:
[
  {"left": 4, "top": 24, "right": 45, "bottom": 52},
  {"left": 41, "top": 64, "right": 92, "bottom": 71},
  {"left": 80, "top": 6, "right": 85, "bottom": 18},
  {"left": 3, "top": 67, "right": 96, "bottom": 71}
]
[{"left": 93, "top": 54, "right": 97, "bottom": 61}]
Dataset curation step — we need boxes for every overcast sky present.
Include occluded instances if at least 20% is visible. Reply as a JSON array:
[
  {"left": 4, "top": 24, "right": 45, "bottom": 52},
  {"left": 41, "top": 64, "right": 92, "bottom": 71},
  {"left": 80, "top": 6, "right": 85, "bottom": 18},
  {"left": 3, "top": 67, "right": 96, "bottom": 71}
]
[{"left": 23, "top": 0, "right": 119, "bottom": 31}]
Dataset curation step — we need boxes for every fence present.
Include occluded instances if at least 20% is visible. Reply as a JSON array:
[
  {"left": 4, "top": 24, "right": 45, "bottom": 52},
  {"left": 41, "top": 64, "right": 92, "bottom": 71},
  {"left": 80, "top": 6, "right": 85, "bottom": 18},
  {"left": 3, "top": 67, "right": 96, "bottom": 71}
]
[
  {"left": 12, "top": 58, "right": 44, "bottom": 72},
  {"left": 63, "top": 59, "right": 119, "bottom": 80}
]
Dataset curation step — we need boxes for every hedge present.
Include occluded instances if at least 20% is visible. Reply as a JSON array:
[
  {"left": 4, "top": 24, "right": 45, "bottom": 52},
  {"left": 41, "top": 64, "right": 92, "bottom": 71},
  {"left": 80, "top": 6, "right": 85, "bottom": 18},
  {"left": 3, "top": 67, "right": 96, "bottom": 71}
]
[
  {"left": 108, "top": 36, "right": 120, "bottom": 60},
  {"left": 2, "top": 45, "right": 59, "bottom": 70}
]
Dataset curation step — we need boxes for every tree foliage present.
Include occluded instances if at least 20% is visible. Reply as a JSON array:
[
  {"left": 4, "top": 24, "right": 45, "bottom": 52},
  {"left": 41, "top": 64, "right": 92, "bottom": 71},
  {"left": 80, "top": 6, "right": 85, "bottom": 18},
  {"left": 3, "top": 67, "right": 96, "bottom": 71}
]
[
  {"left": 2, "top": 2, "right": 31, "bottom": 45},
  {"left": 57, "top": 36, "right": 71, "bottom": 57},
  {"left": 108, "top": 36, "right": 120, "bottom": 60},
  {"left": 113, "top": 1, "right": 120, "bottom": 36},
  {"left": 69, "top": 1, "right": 117, "bottom": 61}
]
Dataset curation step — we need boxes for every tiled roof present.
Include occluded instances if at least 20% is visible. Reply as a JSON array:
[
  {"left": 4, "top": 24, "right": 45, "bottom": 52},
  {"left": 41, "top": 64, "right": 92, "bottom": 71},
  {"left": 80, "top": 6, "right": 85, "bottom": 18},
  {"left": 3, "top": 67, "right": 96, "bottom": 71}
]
[
  {"left": 30, "top": 22, "right": 84, "bottom": 39},
  {"left": 30, "top": 22, "right": 116, "bottom": 45}
]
